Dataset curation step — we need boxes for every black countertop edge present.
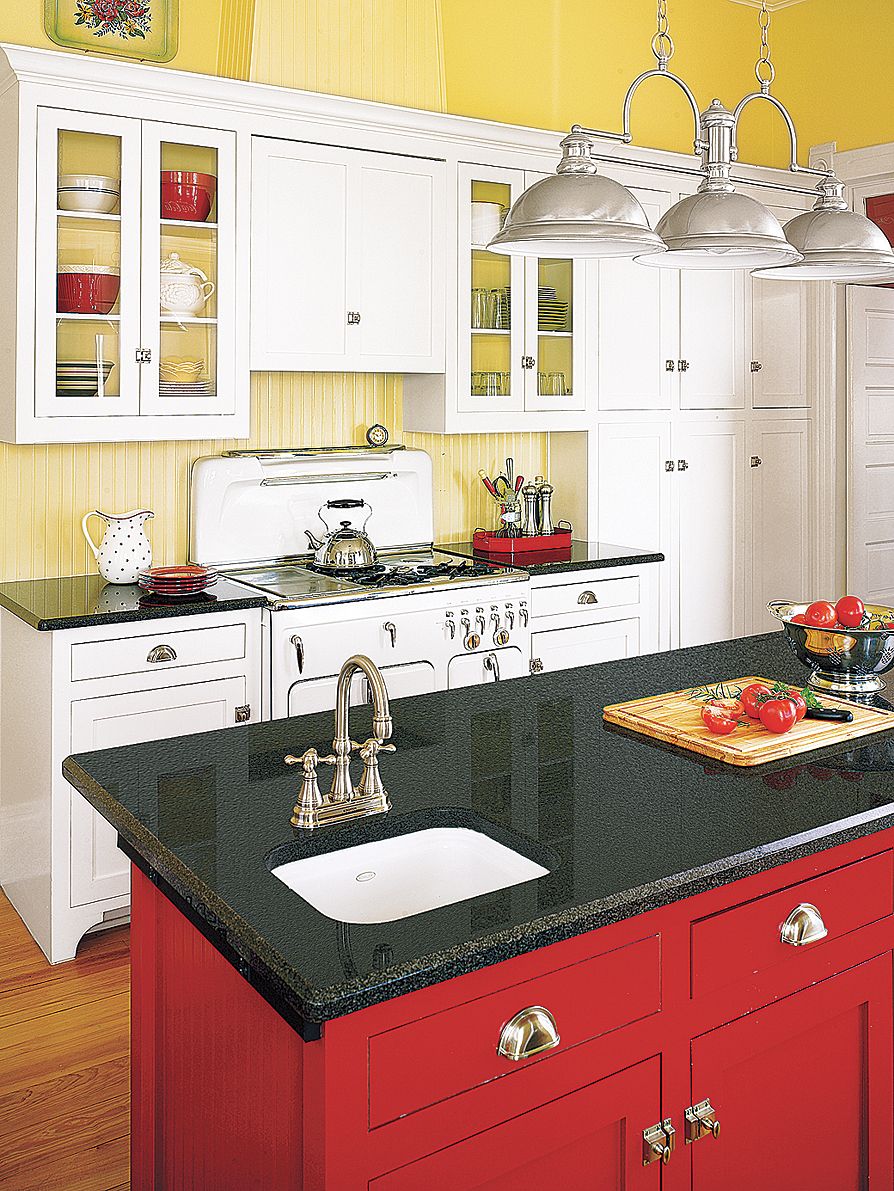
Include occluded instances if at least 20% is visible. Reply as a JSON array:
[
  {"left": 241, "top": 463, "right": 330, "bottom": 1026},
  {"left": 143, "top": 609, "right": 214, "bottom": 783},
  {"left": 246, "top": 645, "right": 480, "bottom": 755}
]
[
  {"left": 437, "top": 540, "right": 666, "bottom": 576},
  {"left": 63, "top": 752, "right": 894, "bottom": 1030},
  {"left": 0, "top": 575, "right": 269, "bottom": 631}
]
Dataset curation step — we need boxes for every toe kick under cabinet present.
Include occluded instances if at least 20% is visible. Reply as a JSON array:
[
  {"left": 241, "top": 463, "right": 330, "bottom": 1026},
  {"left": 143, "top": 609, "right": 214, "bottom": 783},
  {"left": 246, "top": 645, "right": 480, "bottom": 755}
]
[
  {"left": 0, "top": 608, "right": 261, "bottom": 963},
  {"left": 528, "top": 565, "right": 661, "bottom": 675}
]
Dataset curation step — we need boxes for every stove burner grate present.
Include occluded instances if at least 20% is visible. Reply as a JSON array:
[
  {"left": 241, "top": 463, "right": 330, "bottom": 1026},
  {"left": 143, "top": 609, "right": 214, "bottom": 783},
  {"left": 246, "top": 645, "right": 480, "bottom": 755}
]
[{"left": 350, "top": 559, "right": 501, "bottom": 589}]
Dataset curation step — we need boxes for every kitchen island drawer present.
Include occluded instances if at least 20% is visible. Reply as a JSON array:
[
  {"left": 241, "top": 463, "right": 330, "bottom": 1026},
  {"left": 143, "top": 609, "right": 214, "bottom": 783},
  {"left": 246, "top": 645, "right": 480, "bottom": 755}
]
[
  {"left": 691, "top": 849, "right": 894, "bottom": 999},
  {"left": 70, "top": 622, "right": 247, "bottom": 681},
  {"left": 368, "top": 933, "right": 660, "bottom": 1128},
  {"left": 529, "top": 574, "right": 640, "bottom": 620}
]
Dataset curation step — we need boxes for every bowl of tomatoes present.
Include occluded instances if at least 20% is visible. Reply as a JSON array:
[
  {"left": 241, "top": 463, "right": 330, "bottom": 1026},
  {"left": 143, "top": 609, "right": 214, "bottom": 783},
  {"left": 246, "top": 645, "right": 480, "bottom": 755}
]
[{"left": 768, "top": 596, "right": 894, "bottom": 696}]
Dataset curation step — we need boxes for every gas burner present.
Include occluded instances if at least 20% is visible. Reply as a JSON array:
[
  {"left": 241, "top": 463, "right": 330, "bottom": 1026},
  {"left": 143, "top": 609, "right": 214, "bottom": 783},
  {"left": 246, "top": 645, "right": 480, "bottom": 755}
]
[
  {"left": 306, "top": 562, "right": 387, "bottom": 580},
  {"left": 347, "top": 558, "right": 505, "bottom": 589}
]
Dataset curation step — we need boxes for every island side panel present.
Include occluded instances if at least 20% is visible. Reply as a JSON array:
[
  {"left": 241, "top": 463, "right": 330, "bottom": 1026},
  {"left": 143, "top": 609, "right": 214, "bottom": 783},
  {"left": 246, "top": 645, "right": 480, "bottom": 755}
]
[{"left": 130, "top": 866, "right": 307, "bottom": 1190}]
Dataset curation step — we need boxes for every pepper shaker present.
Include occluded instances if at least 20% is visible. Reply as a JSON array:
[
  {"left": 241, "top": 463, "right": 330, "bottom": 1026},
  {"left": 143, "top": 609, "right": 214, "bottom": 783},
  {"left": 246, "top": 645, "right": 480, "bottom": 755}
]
[
  {"left": 537, "top": 477, "right": 555, "bottom": 537},
  {"left": 522, "top": 480, "right": 539, "bottom": 536}
]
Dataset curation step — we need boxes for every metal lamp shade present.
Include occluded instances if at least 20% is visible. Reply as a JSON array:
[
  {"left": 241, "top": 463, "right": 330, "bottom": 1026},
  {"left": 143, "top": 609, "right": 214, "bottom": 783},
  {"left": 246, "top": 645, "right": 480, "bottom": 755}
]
[
  {"left": 487, "top": 171, "right": 666, "bottom": 259},
  {"left": 637, "top": 189, "right": 801, "bottom": 270},
  {"left": 752, "top": 207, "right": 894, "bottom": 281}
]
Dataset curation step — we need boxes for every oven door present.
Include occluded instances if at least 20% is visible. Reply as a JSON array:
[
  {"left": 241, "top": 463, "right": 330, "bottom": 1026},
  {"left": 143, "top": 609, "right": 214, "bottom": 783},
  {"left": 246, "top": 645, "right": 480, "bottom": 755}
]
[
  {"left": 287, "top": 660, "right": 436, "bottom": 718},
  {"left": 447, "top": 647, "right": 527, "bottom": 689}
]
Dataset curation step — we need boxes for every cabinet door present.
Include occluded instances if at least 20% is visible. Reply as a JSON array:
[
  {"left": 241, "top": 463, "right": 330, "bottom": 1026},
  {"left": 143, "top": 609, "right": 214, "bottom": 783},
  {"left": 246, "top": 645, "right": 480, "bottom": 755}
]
[
  {"left": 749, "top": 419, "right": 810, "bottom": 632},
  {"left": 458, "top": 163, "right": 526, "bottom": 415},
  {"left": 139, "top": 121, "right": 237, "bottom": 416},
  {"left": 370, "top": 1057, "right": 662, "bottom": 1190},
  {"left": 751, "top": 202, "right": 809, "bottom": 409},
  {"left": 532, "top": 619, "right": 639, "bottom": 673},
  {"left": 597, "top": 186, "right": 677, "bottom": 411},
  {"left": 691, "top": 956, "right": 893, "bottom": 1191},
  {"left": 676, "top": 421, "right": 745, "bottom": 647},
  {"left": 250, "top": 138, "right": 351, "bottom": 370},
  {"left": 35, "top": 108, "right": 142, "bottom": 419},
  {"left": 447, "top": 647, "right": 527, "bottom": 689},
  {"left": 679, "top": 269, "right": 746, "bottom": 409},
  {"left": 287, "top": 661, "right": 436, "bottom": 717},
  {"left": 523, "top": 171, "right": 586, "bottom": 413},
  {"left": 354, "top": 155, "right": 445, "bottom": 371},
  {"left": 597, "top": 421, "right": 673, "bottom": 648},
  {"left": 69, "top": 676, "right": 247, "bottom": 906}
]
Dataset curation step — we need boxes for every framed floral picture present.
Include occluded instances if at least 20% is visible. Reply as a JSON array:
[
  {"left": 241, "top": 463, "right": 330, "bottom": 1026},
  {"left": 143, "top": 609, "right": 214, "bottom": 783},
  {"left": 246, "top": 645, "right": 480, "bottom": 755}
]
[{"left": 44, "top": 0, "right": 179, "bottom": 63}]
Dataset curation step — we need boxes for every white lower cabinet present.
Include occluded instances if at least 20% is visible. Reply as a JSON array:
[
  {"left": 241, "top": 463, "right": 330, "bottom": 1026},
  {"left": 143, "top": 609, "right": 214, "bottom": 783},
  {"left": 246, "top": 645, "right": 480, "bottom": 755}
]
[
  {"left": 0, "top": 608, "right": 262, "bottom": 963},
  {"left": 532, "top": 619, "right": 640, "bottom": 673}
]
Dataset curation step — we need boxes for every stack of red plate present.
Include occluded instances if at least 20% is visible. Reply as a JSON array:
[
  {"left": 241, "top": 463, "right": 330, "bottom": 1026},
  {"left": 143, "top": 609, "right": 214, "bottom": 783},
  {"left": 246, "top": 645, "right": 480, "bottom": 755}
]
[{"left": 138, "top": 565, "right": 218, "bottom": 597}]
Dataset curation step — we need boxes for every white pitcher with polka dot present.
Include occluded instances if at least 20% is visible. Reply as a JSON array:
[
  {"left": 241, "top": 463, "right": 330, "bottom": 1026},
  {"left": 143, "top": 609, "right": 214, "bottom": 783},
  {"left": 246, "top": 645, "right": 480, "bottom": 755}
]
[{"left": 82, "top": 509, "right": 154, "bottom": 585}]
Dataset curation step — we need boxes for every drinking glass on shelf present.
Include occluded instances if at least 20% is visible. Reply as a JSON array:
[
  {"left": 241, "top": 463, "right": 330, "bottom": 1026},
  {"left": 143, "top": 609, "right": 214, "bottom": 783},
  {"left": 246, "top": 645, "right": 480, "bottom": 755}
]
[
  {"left": 471, "top": 288, "right": 488, "bottom": 329},
  {"left": 491, "top": 288, "right": 509, "bottom": 329},
  {"left": 549, "top": 371, "right": 568, "bottom": 396}
]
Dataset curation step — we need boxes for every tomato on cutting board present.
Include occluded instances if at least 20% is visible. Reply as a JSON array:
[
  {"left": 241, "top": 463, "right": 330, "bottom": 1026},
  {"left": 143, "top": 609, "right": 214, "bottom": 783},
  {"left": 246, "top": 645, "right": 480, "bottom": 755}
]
[
  {"left": 786, "top": 689, "right": 807, "bottom": 721},
  {"left": 759, "top": 697, "right": 798, "bottom": 735},
  {"left": 740, "top": 682, "right": 771, "bottom": 719},
  {"left": 701, "top": 704, "right": 739, "bottom": 735}
]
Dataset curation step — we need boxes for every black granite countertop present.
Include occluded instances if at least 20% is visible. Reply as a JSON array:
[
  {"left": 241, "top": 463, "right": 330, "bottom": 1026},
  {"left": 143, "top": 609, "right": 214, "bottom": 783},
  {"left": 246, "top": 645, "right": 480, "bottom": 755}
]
[
  {"left": 438, "top": 539, "right": 665, "bottom": 575},
  {"left": 64, "top": 633, "right": 894, "bottom": 1036},
  {"left": 0, "top": 573, "right": 268, "bottom": 630}
]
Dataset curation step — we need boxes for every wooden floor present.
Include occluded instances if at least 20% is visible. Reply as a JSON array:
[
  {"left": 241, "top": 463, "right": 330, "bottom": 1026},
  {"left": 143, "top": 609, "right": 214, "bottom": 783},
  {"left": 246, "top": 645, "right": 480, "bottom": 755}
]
[{"left": 0, "top": 892, "right": 130, "bottom": 1190}]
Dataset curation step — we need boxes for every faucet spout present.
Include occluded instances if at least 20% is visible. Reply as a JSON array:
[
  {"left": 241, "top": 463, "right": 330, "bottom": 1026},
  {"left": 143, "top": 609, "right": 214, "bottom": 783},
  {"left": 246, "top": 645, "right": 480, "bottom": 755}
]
[{"left": 336, "top": 654, "right": 393, "bottom": 744}]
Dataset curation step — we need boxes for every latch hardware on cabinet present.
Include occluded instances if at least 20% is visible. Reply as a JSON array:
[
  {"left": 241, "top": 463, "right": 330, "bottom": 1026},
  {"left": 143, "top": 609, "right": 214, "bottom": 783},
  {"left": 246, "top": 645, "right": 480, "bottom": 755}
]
[
  {"left": 643, "top": 1119, "right": 676, "bottom": 1166},
  {"left": 384, "top": 621, "right": 397, "bottom": 648},
  {"left": 530, "top": 658, "right": 544, "bottom": 673},
  {"left": 146, "top": 644, "right": 176, "bottom": 664},
  {"left": 577, "top": 590, "right": 598, "bottom": 605},
  {"left": 346, "top": 310, "right": 361, "bottom": 325},
  {"left": 665, "top": 460, "right": 676, "bottom": 472},
  {"left": 290, "top": 634, "right": 305, "bottom": 674},
  {"left": 234, "top": 705, "right": 251, "bottom": 724},
  {"left": 751, "top": 360, "right": 763, "bottom": 373},
  {"left": 665, "top": 359, "right": 676, "bottom": 372},
  {"left": 780, "top": 902, "right": 828, "bottom": 947},
  {"left": 522, "top": 355, "right": 536, "bottom": 369},
  {"left": 135, "top": 348, "right": 152, "bottom": 364},
  {"left": 678, "top": 359, "right": 690, "bottom": 372},
  {"left": 677, "top": 459, "right": 689, "bottom": 472},
  {"left": 684, "top": 1099, "right": 720, "bottom": 1144},
  {"left": 751, "top": 455, "right": 763, "bottom": 468}
]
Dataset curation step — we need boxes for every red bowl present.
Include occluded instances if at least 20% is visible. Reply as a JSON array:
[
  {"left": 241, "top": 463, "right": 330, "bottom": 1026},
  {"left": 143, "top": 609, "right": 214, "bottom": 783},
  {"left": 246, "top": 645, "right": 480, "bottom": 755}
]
[
  {"left": 160, "top": 171, "right": 217, "bottom": 222},
  {"left": 57, "top": 270, "right": 120, "bottom": 315}
]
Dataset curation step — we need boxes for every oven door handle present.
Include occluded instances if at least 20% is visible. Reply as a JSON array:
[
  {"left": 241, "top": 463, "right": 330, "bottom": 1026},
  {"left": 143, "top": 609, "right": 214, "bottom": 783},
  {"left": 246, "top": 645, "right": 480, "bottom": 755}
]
[
  {"left": 484, "top": 652, "right": 501, "bottom": 682},
  {"left": 290, "top": 634, "right": 305, "bottom": 674}
]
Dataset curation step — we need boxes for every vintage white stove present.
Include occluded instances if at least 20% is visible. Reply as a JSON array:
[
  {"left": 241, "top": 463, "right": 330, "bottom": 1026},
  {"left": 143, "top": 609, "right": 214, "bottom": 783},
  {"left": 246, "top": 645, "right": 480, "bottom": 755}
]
[{"left": 189, "top": 447, "right": 532, "bottom": 719}]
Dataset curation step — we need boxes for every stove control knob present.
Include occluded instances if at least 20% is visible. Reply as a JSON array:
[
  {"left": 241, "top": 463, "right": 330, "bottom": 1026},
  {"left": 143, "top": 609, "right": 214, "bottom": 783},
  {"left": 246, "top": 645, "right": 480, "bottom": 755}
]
[
  {"left": 464, "top": 632, "right": 481, "bottom": 652},
  {"left": 494, "top": 628, "right": 510, "bottom": 647},
  {"left": 445, "top": 612, "right": 456, "bottom": 639},
  {"left": 505, "top": 606, "right": 515, "bottom": 630},
  {"left": 519, "top": 603, "right": 529, "bottom": 628},
  {"left": 475, "top": 608, "right": 486, "bottom": 635}
]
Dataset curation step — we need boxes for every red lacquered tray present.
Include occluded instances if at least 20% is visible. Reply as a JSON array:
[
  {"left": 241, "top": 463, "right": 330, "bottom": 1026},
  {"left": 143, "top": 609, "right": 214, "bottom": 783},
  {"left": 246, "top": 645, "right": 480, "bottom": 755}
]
[{"left": 472, "top": 526, "right": 573, "bottom": 561}]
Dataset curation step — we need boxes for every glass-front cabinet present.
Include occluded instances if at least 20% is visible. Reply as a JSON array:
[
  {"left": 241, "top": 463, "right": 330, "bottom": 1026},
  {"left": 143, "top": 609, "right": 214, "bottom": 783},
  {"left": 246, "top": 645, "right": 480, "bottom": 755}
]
[
  {"left": 458, "top": 163, "right": 585, "bottom": 417},
  {"left": 32, "top": 108, "right": 240, "bottom": 440}
]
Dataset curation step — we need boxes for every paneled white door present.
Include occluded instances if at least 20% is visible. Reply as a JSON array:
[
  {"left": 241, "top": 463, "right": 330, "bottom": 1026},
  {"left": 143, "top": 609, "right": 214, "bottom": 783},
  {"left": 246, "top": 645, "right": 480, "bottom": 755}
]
[
  {"left": 751, "top": 202, "right": 810, "bottom": 410},
  {"left": 676, "top": 421, "right": 746, "bottom": 646},
  {"left": 749, "top": 419, "right": 811, "bottom": 632},
  {"left": 447, "top": 647, "right": 527, "bottom": 688},
  {"left": 679, "top": 270, "right": 746, "bottom": 410},
  {"left": 69, "top": 676, "right": 247, "bottom": 906},
  {"left": 532, "top": 620, "right": 640, "bottom": 673},
  {"left": 847, "top": 286, "right": 894, "bottom": 604}
]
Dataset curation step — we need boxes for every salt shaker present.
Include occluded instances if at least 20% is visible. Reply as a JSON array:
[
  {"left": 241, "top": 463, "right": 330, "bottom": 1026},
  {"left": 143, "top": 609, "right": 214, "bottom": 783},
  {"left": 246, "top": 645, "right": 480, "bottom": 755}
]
[
  {"left": 537, "top": 477, "right": 555, "bottom": 537},
  {"left": 522, "top": 480, "right": 539, "bottom": 536}
]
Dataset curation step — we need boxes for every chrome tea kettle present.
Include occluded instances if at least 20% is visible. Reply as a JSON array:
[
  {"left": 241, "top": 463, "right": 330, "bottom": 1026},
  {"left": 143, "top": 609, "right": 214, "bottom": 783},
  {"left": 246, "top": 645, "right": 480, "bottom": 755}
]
[{"left": 305, "top": 499, "right": 378, "bottom": 571}]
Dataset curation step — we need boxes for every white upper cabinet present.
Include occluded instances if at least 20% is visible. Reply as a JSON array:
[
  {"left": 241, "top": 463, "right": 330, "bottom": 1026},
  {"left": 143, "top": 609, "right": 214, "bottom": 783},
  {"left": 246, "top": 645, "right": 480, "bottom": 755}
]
[
  {"left": 250, "top": 137, "right": 445, "bottom": 374},
  {"left": 678, "top": 269, "right": 746, "bottom": 410},
  {"left": 749, "top": 203, "right": 811, "bottom": 410},
  {"left": 4, "top": 99, "right": 246, "bottom": 443}
]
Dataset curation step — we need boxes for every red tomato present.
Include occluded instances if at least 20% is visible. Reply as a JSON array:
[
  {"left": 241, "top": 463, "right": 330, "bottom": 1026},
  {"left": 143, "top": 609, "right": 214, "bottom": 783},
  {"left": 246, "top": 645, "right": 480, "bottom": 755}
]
[
  {"left": 834, "top": 595, "right": 865, "bottom": 629},
  {"left": 804, "top": 601, "right": 838, "bottom": 628},
  {"left": 705, "top": 696, "right": 744, "bottom": 718},
  {"left": 759, "top": 697, "right": 798, "bottom": 734},
  {"left": 790, "top": 613, "right": 810, "bottom": 625},
  {"left": 740, "top": 682, "right": 771, "bottom": 719},
  {"left": 701, "top": 704, "right": 739, "bottom": 735},
  {"left": 786, "top": 689, "right": 807, "bottom": 721}
]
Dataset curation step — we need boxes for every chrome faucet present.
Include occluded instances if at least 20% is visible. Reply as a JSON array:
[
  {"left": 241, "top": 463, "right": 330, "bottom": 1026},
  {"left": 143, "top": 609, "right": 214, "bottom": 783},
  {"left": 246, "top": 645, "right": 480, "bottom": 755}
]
[{"left": 285, "top": 654, "right": 395, "bottom": 829}]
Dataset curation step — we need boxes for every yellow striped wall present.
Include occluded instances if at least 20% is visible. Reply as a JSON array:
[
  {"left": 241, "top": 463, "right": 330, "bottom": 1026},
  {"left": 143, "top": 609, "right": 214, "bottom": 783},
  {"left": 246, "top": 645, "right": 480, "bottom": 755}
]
[{"left": 0, "top": 0, "right": 548, "bottom": 581}]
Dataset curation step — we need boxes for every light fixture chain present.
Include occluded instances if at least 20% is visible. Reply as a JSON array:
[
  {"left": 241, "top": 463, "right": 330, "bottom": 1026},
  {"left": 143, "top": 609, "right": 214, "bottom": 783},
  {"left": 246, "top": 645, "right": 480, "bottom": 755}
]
[
  {"left": 755, "top": 0, "right": 775, "bottom": 91},
  {"left": 651, "top": 0, "right": 675, "bottom": 69}
]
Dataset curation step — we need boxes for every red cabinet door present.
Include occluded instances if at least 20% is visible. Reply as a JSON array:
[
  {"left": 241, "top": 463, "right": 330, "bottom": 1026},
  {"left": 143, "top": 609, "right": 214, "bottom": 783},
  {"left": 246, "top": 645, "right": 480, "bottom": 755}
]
[
  {"left": 370, "top": 1057, "right": 662, "bottom": 1191},
  {"left": 691, "top": 955, "right": 893, "bottom": 1191}
]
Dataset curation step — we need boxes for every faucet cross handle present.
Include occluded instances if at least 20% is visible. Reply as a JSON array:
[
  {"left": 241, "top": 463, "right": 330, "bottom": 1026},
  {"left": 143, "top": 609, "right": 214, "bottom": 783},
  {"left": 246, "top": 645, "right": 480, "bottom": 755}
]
[
  {"left": 356, "top": 737, "right": 396, "bottom": 807},
  {"left": 285, "top": 748, "right": 336, "bottom": 829}
]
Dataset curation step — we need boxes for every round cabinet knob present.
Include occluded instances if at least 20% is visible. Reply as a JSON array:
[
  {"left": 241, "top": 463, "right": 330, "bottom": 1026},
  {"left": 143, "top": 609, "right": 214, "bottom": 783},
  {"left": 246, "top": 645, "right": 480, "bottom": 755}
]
[
  {"left": 780, "top": 902, "right": 828, "bottom": 947},
  {"left": 464, "top": 632, "right": 481, "bottom": 652},
  {"left": 497, "top": 1006, "right": 560, "bottom": 1062}
]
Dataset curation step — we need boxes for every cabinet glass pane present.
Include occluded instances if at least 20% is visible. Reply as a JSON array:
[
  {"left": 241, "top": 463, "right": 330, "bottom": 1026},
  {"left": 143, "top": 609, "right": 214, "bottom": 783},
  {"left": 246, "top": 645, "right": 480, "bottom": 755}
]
[
  {"left": 157, "top": 142, "right": 219, "bottom": 404},
  {"left": 55, "top": 130, "right": 124, "bottom": 404},
  {"left": 537, "top": 258, "right": 573, "bottom": 399},
  {"left": 470, "top": 179, "right": 513, "bottom": 400}
]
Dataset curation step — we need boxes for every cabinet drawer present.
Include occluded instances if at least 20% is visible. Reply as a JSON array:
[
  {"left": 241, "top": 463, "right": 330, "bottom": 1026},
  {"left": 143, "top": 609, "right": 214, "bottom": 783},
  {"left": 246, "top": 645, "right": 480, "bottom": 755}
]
[
  {"left": 691, "top": 850, "right": 894, "bottom": 999},
  {"left": 368, "top": 934, "right": 660, "bottom": 1128},
  {"left": 532, "top": 619, "right": 639, "bottom": 673},
  {"left": 529, "top": 575, "right": 639, "bottom": 620},
  {"left": 70, "top": 622, "right": 247, "bottom": 682}
]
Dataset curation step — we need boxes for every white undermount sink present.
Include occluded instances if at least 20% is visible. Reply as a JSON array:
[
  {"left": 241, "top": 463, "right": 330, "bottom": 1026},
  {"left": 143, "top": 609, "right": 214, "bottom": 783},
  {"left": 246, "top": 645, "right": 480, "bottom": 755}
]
[{"left": 271, "top": 826, "right": 550, "bottom": 924}]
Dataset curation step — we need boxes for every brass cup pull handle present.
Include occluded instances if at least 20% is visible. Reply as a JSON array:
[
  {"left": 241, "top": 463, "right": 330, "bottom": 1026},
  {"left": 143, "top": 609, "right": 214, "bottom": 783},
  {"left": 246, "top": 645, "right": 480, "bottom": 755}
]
[
  {"left": 780, "top": 902, "right": 828, "bottom": 947},
  {"left": 147, "top": 644, "right": 177, "bottom": 664},
  {"left": 497, "top": 1006, "right": 560, "bottom": 1062},
  {"left": 577, "top": 590, "right": 598, "bottom": 605}
]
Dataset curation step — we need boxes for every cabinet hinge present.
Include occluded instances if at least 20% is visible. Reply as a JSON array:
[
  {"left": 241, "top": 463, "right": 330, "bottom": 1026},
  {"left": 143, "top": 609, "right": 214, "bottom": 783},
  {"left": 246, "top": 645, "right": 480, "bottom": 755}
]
[
  {"left": 521, "top": 355, "right": 536, "bottom": 370},
  {"left": 751, "top": 360, "right": 763, "bottom": 373},
  {"left": 665, "top": 359, "right": 676, "bottom": 372},
  {"left": 678, "top": 359, "right": 690, "bottom": 372},
  {"left": 750, "top": 455, "right": 763, "bottom": 468},
  {"left": 135, "top": 348, "right": 152, "bottom": 364},
  {"left": 643, "top": 1119, "right": 676, "bottom": 1166},
  {"left": 235, "top": 704, "right": 252, "bottom": 723},
  {"left": 665, "top": 460, "right": 676, "bottom": 472},
  {"left": 347, "top": 310, "right": 361, "bottom": 325}
]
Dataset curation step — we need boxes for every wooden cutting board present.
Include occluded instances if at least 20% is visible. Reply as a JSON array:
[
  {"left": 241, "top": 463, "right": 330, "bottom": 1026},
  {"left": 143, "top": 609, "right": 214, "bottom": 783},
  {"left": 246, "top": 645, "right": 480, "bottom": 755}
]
[{"left": 603, "top": 676, "right": 894, "bottom": 767}]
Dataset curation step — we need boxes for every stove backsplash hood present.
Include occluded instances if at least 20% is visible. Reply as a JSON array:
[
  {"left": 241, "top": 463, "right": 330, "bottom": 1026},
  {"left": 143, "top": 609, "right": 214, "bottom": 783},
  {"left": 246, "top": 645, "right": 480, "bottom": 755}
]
[{"left": 189, "top": 447, "right": 435, "bottom": 569}]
